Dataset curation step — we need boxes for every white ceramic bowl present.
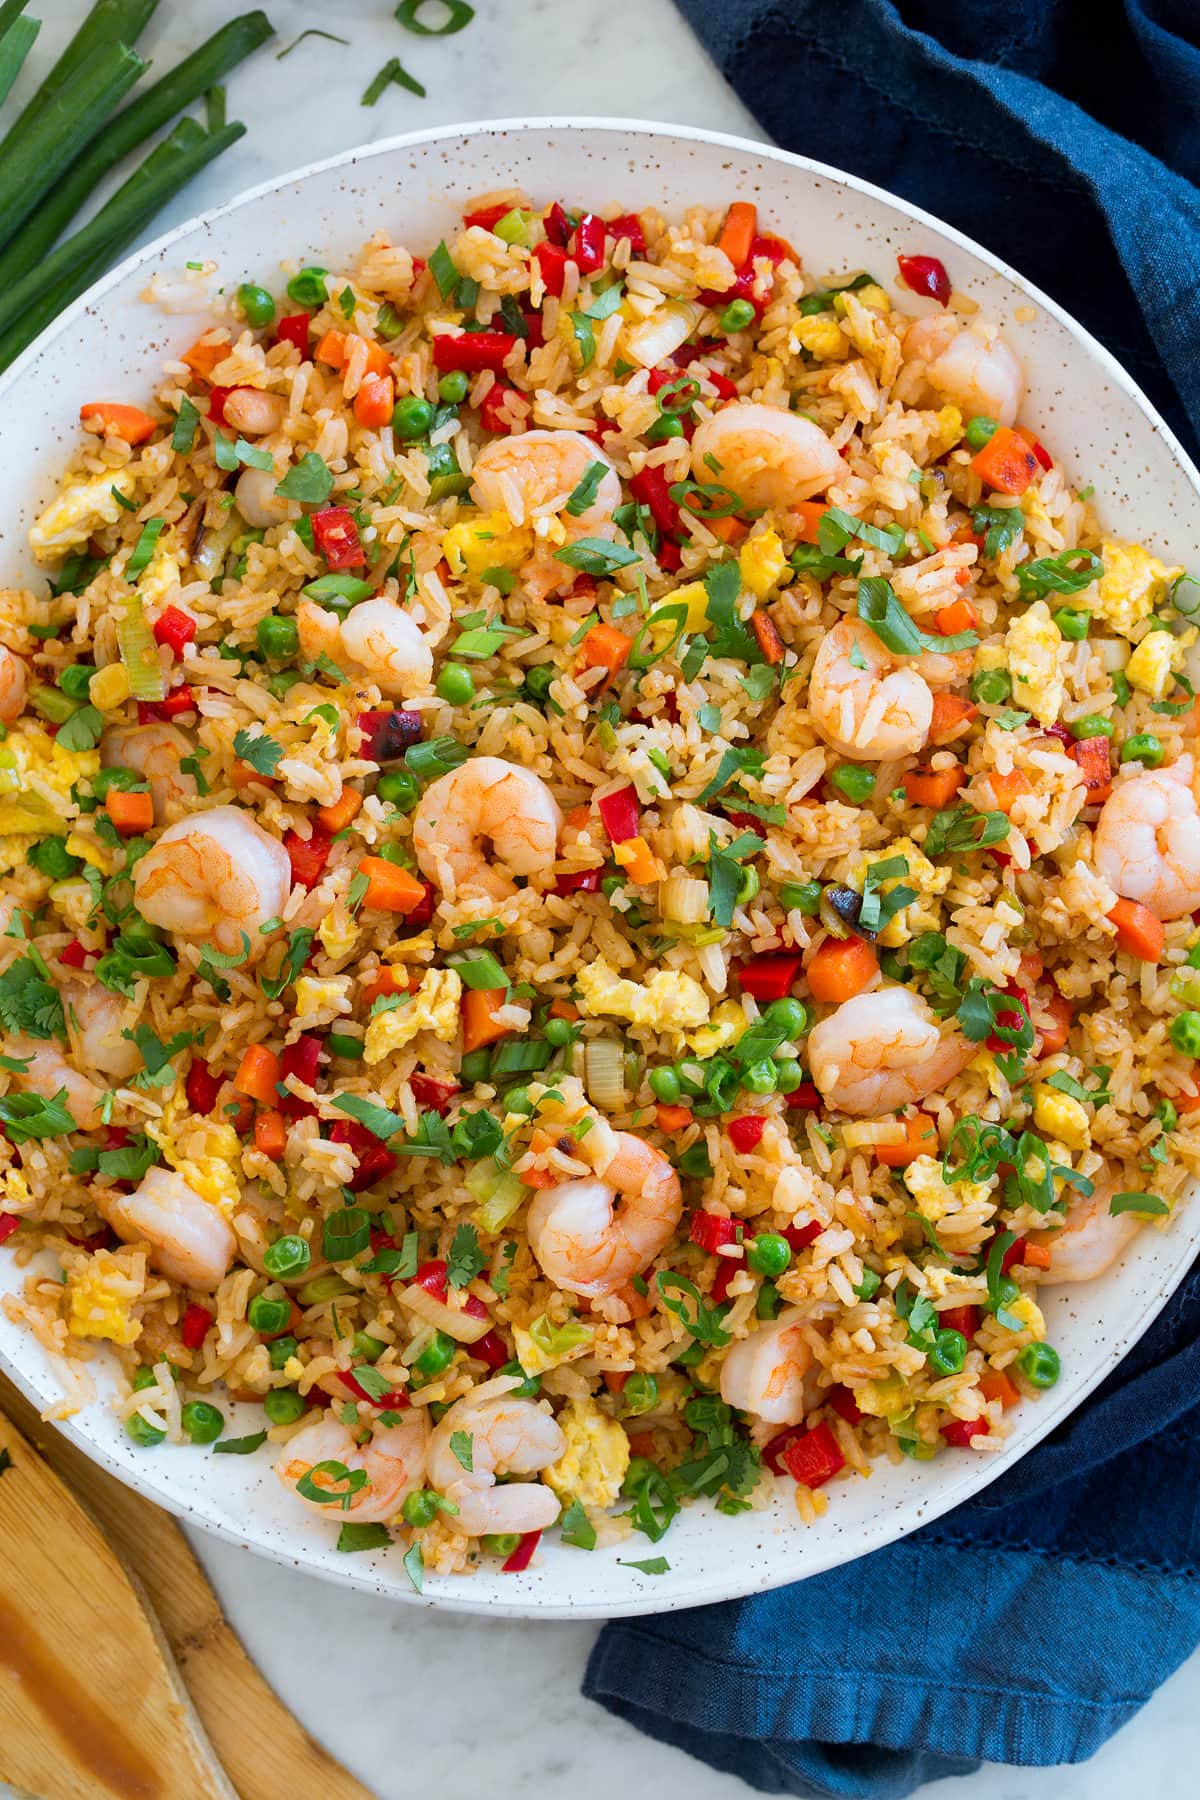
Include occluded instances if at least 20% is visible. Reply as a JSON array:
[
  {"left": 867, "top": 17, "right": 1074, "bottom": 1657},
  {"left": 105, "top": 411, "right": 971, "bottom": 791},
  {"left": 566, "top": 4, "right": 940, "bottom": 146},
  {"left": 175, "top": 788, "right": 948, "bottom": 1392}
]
[{"left": 2, "top": 119, "right": 1197, "bottom": 1619}]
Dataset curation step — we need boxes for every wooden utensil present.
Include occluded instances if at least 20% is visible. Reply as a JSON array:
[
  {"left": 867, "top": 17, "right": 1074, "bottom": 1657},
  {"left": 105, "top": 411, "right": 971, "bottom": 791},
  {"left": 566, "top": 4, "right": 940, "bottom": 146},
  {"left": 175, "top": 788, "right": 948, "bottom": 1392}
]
[{"left": 0, "top": 1373, "right": 376, "bottom": 1800}]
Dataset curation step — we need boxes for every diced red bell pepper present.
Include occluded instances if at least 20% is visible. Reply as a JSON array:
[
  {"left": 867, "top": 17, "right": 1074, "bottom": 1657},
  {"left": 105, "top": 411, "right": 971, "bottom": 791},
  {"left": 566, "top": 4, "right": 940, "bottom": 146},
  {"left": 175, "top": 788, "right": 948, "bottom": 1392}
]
[
  {"left": 59, "top": 938, "right": 90, "bottom": 969},
  {"left": 185, "top": 1058, "right": 221, "bottom": 1115},
  {"left": 727, "top": 1115, "right": 766, "bottom": 1153},
  {"left": 597, "top": 784, "right": 640, "bottom": 844},
  {"left": 1016, "top": 426, "right": 1054, "bottom": 471},
  {"left": 433, "top": 332, "right": 516, "bottom": 374},
  {"left": 553, "top": 867, "right": 603, "bottom": 896},
  {"left": 311, "top": 506, "right": 365, "bottom": 570},
  {"left": 896, "top": 253, "right": 952, "bottom": 304},
  {"left": 356, "top": 708, "right": 423, "bottom": 762},
  {"left": 153, "top": 604, "right": 197, "bottom": 652},
  {"left": 1042, "top": 721, "right": 1073, "bottom": 750},
  {"left": 762, "top": 1423, "right": 806, "bottom": 1475},
  {"left": 480, "top": 382, "right": 525, "bottom": 435},
  {"left": 462, "top": 1294, "right": 489, "bottom": 1322},
  {"left": 721, "top": 809, "right": 766, "bottom": 839},
  {"left": 138, "top": 683, "right": 197, "bottom": 723},
  {"left": 780, "top": 1421, "right": 845, "bottom": 1489},
  {"left": 544, "top": 202, "right": 571, "bottom": 246},
  {"left": 710, "top": 1258, "right": 741, "bottom": 1303},
  {"left": 629, "top": 465, "right": 681, "bottom": 538},
  {"left": 280, "top": 1035, "right": 322, "bottom": 1118},
  {"left": 707, "top": 370, "right": 739, "bottom": 401},
  {"left": 657, "top": 540, "right": 683, "bottom": 572},
  {"left": 938, "top": 1304, "right": 981, "bottom": 1338},
  {"left": 571, "top": 213, "right": 606, "bottom": 274},
  {"left": 783, "top": 1221, "right": 823, "bottom": 1252},
  {"left": 608, "top": 213, "right": 646, "bottom": 255},
  {"left": 206, "top": 385, "right": 236, "bottom": 424},
  {"left": 341, "top": 1370, "right": 409, "bottom": 1409},
  {"left": 410, "top": 1072, "right": 459, "bottom": 1115},
  {"left": 414, "top": 1257, "right": 449, "bottom": 1299},
  {"left": 502, "top": 1529, "right": 541, "bottom": 1572},
  {"left": 471, "top": 1328, "right": 511, "bottom": 1371},
  {"left": 533, "top": 240, "right": 569, "bottom": 297},
  {"left": 941, "top": 1416, "right": 990, "bottom": 1448},
  {"left": 0, "top": 1216, "right": 20, "bottom": 1247},
  {"left": 284, "top": 825, "right": 333, "bottom": 889},
  {"left": 987, "top": 983, "right": 1030, "bottom": 1054},
  {"left": 1001, "top": 1236, "right": 1027, "bottom": 1275},
  {"left": 689, "top": 1211, "right": 741, "bottom": 1254},
  {"left": 463, "top": 201, "right": 511, "bottom": 232},
  {"left": 785, "top": 1083, "right": 821, "bottom": 1112},
  {"left": 399, "top": 881, "right": 435, "bottom": 930},
  {"left": 735, "top": 952, "right": 804, "bottom": 1003},
  {"left": 329, "top": 1118, "right": 399, "bottom": 1192},
  {"left": 751, "top": 233, "right": 796, "bottom": 269},
  {"left": 180, "top": 1303, "right": 214, "bottom": 1350},
  {"left": 697, "top": 262, "right": 753, "bottom": 307},
  {"left": 827, "top": 1386, "right": 863, "bottom": 1425},
  {"left": 521, "top": 310, "right": 544, "bottom": 349},
  {"left": 276, "top": 312, "right": 311, "bottom": 355}
]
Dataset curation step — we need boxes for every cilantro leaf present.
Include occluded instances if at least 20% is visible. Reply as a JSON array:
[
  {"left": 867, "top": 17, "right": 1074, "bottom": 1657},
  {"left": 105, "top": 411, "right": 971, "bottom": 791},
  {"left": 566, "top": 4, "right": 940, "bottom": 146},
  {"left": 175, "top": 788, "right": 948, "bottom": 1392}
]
[
  {"left": 331, "top": 1093, "right": 405, "bottom": 1141},
  {"left": 232, "top": 728, "right": 283, "bottom": 777},
  {"left": 450, "top": 1430, "right": 474, "bottom": 1471},
  {"left": 560, "top": 1499, "right": 597, "bottom": 1550},
  {"left": 447, "top": 1222, "right": 486, "bottom": 1289},
  {"left": 0, "top": 954, "right": 66, "bottom": 1041},
  {"left": 0, "top": 1088, "right": 77, "bottom": 1142}
]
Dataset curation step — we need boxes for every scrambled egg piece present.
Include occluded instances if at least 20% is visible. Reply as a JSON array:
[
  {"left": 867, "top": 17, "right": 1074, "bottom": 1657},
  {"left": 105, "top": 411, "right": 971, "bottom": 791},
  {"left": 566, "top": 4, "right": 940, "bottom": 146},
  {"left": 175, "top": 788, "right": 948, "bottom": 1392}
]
[
  {"left": 543, "top": 1396, "right": 630, "bottom": 1509},
  {"left": 904, "top": 1154, "right": 992, "bottom": 1223},
  {"left": 148, "top": 1095, "right": 241, "bottom": 1218},
  {"left": 1005, "top": 601, "right": 1064, "bottom": 726},
  {"left": 136, "top": 540, "right": 181, "bottom": 611},
  {"left": 66, "top": 1252, "right": 144, "bottom": 1346},
  {"left": 1032, "top": 1082, "right": 1090, "bottom": 1152},
  {"left": 293, "top": 975, "right": 351, "bottom": 1022},
  {"left": 30, "top": 471, "right": 136, "bottom": 564},
  {"left": 666, "top": 580, "right": 710, "bottom": 632},
  {"left": 317, "top": 902, "right": 359, "bottom": 962},
  {"left": 0, "top": 726, "right": 100, "bottom": 872},
  {"left": 1006, "top": 1292, "right": 1046, "bottom": 1341},
  {"left": 363, "top": 966, "right": 462, "bottom": 1064},
  {"left": 1091, "top": 540, "right": 1183, "bottom": 639},
  {"left": 738, "top": 529, "right": 788, "bottom": 599},
  {"left": 928, "top": 405, "right": 964, "bottom": 456},
  {"left": 687, "top": 998, "right": 746, "bottom": 1058},
  {"left": 442, "top": 511, "right": 533, "bottom": 581},
  {"left": 511, "top": 1315, "right": 594, "bottom": 1377},
  {"left": 856, "top": 836, "right": 949, "bottom": 947},
  {"left": 792, "top": 312, "right": 846, "bottom": 361},
  {"left": 576, "top": 959, "right": 709, "bottom": 1036},
  {"left": 65, "top": 830, "right": 109, "bottom": 871},
  {"left": 853, "top": 1373, "right": 913, "bottom": 1425},
  {"left": 1125, "top": 627, "right": 1193, "bottom": 700}
]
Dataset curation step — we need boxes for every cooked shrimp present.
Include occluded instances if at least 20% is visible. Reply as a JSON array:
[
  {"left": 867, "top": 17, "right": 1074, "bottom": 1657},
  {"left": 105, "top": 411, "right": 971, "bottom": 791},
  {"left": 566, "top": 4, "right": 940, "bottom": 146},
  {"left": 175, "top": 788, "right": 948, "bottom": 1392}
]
[
  {"left": 688, "top": 402, "right": 842, "bottom": 512},
  {"left": 427, "top": 1382, "right": 565, "bottom": 1536},
  {"left": 808, "top": 617, "right": 970, "bottom": 760},
  {"left": 720, "top": 1312, "right": 821, "bottom": 1426},
  {"left": 100, "top": 722, "right": 196, "bottom": 823},
  {"left": 1094, "top": 755, "right": 1200, "bottom": 920},
  {"left": 471, "top": 430, "right": 619, "bottom": 528},
  {"left": 527, "top": 1131, "right": 682, "bottom": 1298},
  {"left": 0, "top": 645, "right": 26, "bottom": 723},
  {"left": 7, "top": 1035, "right": 106, "bottom": 1132},
  {"left": 276, "top": 1413, "right": 429, "bottom": 1523},
  {"left": 234, "top": 465, "right": 294, "bottom": 530},
  {"left": 902, "top": 313, "right": 1024, "bottom": 428},
  {"left": 62, "top": 979, "right": 142, "bottom": 1080},
  {"left": 222, "top": 389, "right": 285, "bottom": 437},
  {"left": 808, "top": 986, "right": 972, "bottom": 1116},
  {"left": 1027, "top": 1180, "right": 1138, "bottom": 1282},
  {"left": 98, "top": 1165, "right": 236, "bottom": 1290},
  {"left": 132, "top": 805, "right": 291, "bottom": 960},
  {"left": 296, "top": 597, "right": 433, "bottom": 697},
  {"left": 411, "top": 755, "right": 562, "bottom": 903}
]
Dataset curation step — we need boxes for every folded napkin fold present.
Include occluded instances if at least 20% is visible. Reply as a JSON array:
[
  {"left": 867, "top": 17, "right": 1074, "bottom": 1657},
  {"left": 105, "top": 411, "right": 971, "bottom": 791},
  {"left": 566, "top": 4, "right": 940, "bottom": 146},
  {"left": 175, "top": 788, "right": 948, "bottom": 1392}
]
[{"left": 586, "top": 5, "right": 1200, "bottom": 1789}]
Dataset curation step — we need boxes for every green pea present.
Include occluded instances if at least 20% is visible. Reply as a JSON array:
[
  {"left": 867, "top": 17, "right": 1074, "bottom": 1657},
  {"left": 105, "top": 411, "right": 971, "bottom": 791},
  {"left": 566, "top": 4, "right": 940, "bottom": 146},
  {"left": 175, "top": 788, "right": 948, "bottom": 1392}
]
[
  {"left": 522, "top": 664, "right": 556, "bottom": 704},
  {"left": 413, "top": 1331, "right": 455, "bottom": 1378},
  {"left": 181, "top": 1400, "right": 225, "bottom": 1444},
  {"left": 928, "top": 1329, "right": 967, "bottom": 1376},
  {"left": 438, "top": 370, "right": 469, "bottom": 403},
  {"left": 483, "top": 1533, "right": 522, "bottom": 1557},
  {"left": 719, "top": 298, "right": 755, "bottom": 333},
  {"left": 646, "top": 414, "right": 684, "bottom": 443},
  {"left": 1120, "top": 732, "right": 1163, "bottom": 767},
  {"left": 965, "top": 415, "right": 998, "bottom": 450},
  {"left": 327, "top": 1032, "right": 365, "bottom": 1060},
  {"left": 543, "top": 1016, "right": 577, "bottom": 1047},
  {"left": 352, "top": 1331, "right": 385, "bottom": 1364},
  {"left": 264, "top": 1388, "right": 307, "bottom": 1425},
  {"left": 773, "top": 1058, "right": 804, "bottom": 1094},
  {"left": 756, "top": 1279, "right": 782, "bottom": 1319},
  {"left": 376, "top": 769, "right": 420, "bottom": 812},
  {"left": 779, "top": 879, "right": 821, "bottom": 914},
  {"left": 969, "top": 667, "right": 1013, "bottom": 705},
  {"left": 403, "top": 1489, "right": 441, "bottom": 1528},
  {"left": 830, "top": 764, "right": 875, "bottom": 804},
  {"left": 1053, "top": 607, "right": 1090, "bottom": 641},
  {"left": 853, "top": 1269, "right": 881, "bottom": 1300},
  {"left": 460, "top": 1048, "right": 492, "bottom": 1084},
  {"left": 436, "top": 663, "right": 475, "bottom": 705},
  {"left": 1156, "top": 1099, "right": 1178, "bottom": 1134},
  {"left": 765, "top": 996, "right": 807, "bottom": 1038},
  {"left": 1071, "top": 714, "right": 1112, "bottom": 740},
  {"left": 392, "top": 394, "right": 434, "bottom": 440},
  {"left": 1170, "top": 1011, "right": 1200, "bottom": 1057},
  {"left": 256, "top": 615, "right": 299, "bottom": 660},
  {"left": 1016, "top": 1342, "right": 1061, "bottom": 1389},
  {"left": 267, "top": 668, "right": 304, "bottom": 700},
  {"left": 600, "top": 874, "right": 624, "bottom": 901},
  {"left": 58, "top": 663, "right": 97, "bottom": 700},
  {"left": 247, "top": 1293, "right": 292, "bottom": 1335},
  {"left": 126, "top": 1412, "right": 166, "bottom": 1447},
  {"left": 742, "top": 1059, "right": 779, "bottom": 1095},
  {"left": 674, "top": 1341, "right": 707, "bottom": 1367},
  {"left": 735, "top": 864, "right": 760, "bottom": 904},
  {"left": 132, "top": 1366, "right": 159, "bottom": 1392},
  {"left": 505, "top": 1085, "right": 535, "bottom": 1116},
  {"left": 27, "top": 838, "right": 82, "bottom": 880},
  {"left": 497, "top": 1359, "right": 542, "bottom": 1400},
  {"left": 268, "top": 1335, "right": 298, "bottom": 1370},
  {"left": 648, "top": 1065, "right": 682, "bottom": 1104},
  {"left": 262, "top": 1235, "right": 311, "bottom": 1280},
  {"left": 286, "top": 266, "right": 328, "bottom": 308},
  {"left": 622, "top": 1372, "right": 659, "bottom": 1416},
  {"left": 238, "top": 282, "right": 276, "bottom": 327},
  {"left": 747, "top": 1233, "right": 791, "bottom": 1277}
]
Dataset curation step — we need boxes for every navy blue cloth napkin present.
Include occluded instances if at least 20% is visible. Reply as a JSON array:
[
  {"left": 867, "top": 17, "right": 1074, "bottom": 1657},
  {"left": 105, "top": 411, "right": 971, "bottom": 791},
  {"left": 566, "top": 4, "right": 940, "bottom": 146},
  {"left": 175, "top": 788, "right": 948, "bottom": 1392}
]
[{"left": 585, "top": 5, "right": 1200, "bottom": 1790}]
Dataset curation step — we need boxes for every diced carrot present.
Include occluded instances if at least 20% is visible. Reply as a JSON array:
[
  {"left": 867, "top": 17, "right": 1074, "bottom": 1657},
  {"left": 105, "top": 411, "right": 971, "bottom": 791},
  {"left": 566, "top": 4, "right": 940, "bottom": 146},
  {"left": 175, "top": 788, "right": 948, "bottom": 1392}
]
[
  {"left": 314, "top": 329, "right": 391, "bottom": 377},
  {"left": 360, "top": 965, "right": 421, "bottom": 1007},
  {"left": 1018, "top": 951, "right": 1044, "bottom": 985},
  {"left": 316, "top": 787, "right": 364, "bottom": 833},
  {"left": 182, "top": 337, "right": 227, "bottom": 379},
  {"left": 980, "top": 1369, "right": 1021, "bottom": 1409},
  {"left": 807, "top": 936, "right": 878, "bottom": 1003},
  {"left": 353, "top": 372, "right": 394, "bottom": 428},
  {"left": 876, "top": 1111, "right": 937, "bottom": 1168},
  {"left": 928, "top": 694, "right": 978, "bottom": 744},
  {"left": 1107, "top": 896, "right": 1165, "bottom": 963},
  {"left": 717, "top": 201, "right": 757, "bottom": 270},
  {"left": 970, "top": 425, "right": 1040, "bottom": 495},
  {"left": 613, "top": 835, "right": 664, "bottom": 885},
  {"left": 603, "top": 1370, "right": 630, "bottom": 1396},
  {"left": 548, "top": 999, "right": 579, "bottom": 1021},
  {"left": 576, "top": 622, "right": 631, "bottom": 682},
  {"left": 461, "top": 987, "right": 511, "bottom": 1053},
  {"left": 1177, "top": 1086, "right": 1200, "bottom": 1115},
  {"left": 933, "top": 598, "right": 977, "bottom": 636},
  {"left": 627, "top": 1431, "right": 658, "bottom": 1460},
  {"left": 234, "top": 1044, "right": 281, "bottom": 1105},
  {"left": 230, "top": 758, "right": 275, "bottom": 791},
  {"left": 655, "top": 1104, "right": 695, "bottom": 1132},
  {"left": 563, "top": 805, "right": 591, "bottom": 830},
  {"left": 104, "top": 789, "right": 153, "bottom": 836},
  {"left": 793, "top": 500, "right": 825, "bottom": 544},
  {"left": 79, "top": 402, "right": 158, "bottom": 445},
  {"left": 519, "top": 1165, "right": 558, "bottom": 1189},
  {"left": 1022, "top": 1241, "right": 1053, "bottom": 1270},
  {"left": 218, "top": 1085, "right": 255, "bottom": 1136},
  {"left": 750, "top": 610, "right": 785, "bottom": 665},
  {"left": 901, "top": 763, "right": 965, "bottom": 808},
  {"left": 704, "top": 513, "right": 748, "bottom": 544},
  {"left": 253, "top": 1109, "right": 287, "bottom": 1162},
  {"left": 1034, "top": 989, "right": 1072, "bottom": 1057},
  {"left": 357, "top": 855, "right": 426, "bottom": 913},
  {"left": 989, "top": 769, "right": 1032, "bottom": 813}
]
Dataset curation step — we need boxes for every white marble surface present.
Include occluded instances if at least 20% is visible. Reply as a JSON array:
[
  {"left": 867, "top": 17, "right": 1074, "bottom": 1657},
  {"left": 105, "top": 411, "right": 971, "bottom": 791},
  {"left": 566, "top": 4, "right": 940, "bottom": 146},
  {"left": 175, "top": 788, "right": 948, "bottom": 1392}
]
[{"left": 7, "top": 3, "right": 1200, "bottom": 1796}]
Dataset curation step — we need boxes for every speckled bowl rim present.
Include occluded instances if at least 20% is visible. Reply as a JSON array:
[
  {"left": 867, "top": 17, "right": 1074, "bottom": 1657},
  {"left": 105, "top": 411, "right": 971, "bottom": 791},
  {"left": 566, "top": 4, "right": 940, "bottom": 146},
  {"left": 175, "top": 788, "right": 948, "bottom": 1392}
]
[{"left": 2, "top": 117, "right": 1198, "bottom": 1620}]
